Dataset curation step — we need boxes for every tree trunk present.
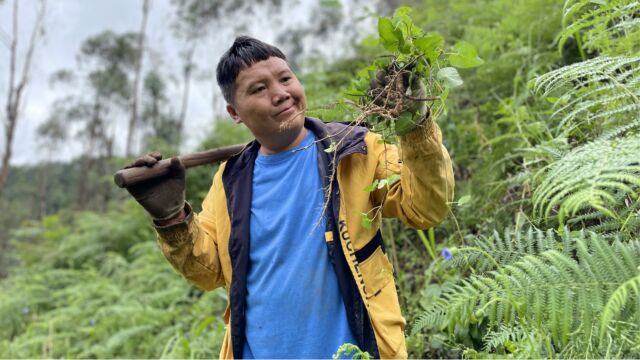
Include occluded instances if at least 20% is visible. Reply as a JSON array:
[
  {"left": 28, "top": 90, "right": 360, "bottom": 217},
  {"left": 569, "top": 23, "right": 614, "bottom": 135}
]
[
  {"left": 77, "top": 152, "right": 95, "bottom": 211},
  {"left": 100, "top": 136, "right": 114, "bottom": 212},
  {"left": 77, "top": 100, "right": 101, "bottom": 210},
  {"left": 0, "top": 0, "right": 46, "bottom": 196},
  {"left": 37, "top": 161, "right": 49, "bottom": 219},
  {"left": 177, "top": 45, "right": 194, "bottom": 150},
  {"left": 125, "top": 0, "right": 150, "bottom": 156}
]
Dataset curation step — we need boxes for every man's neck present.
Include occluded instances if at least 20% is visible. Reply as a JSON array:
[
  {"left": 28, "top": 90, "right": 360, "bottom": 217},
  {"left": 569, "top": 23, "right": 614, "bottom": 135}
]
[{"left": 258, "top": 127, "right": 308, "bottom": 155}]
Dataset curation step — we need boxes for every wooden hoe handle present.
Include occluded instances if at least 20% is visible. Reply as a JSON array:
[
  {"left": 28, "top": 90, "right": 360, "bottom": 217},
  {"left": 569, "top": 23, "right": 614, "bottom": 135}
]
[{"left": 113, "top": 143, "right": 246, "bottom": 188}]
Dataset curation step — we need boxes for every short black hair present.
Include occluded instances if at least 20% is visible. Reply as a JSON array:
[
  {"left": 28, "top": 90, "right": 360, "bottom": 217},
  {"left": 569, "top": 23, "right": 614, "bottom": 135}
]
[{"left": 216, "top": 36, "right": 287, "bottom": 104}]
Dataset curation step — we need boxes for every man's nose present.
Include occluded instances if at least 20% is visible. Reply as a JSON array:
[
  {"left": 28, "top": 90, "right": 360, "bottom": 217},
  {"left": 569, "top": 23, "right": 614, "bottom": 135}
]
[{"left": 272, "top": 84, "right": 290, "bottom": 105}]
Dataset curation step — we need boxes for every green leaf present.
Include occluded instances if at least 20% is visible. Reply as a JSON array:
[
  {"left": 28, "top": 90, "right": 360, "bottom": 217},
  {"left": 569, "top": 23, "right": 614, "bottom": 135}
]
[
  {"left": 356, "top": 65, "right": 377, "bottom": 79},
  {"left": 181, "top": 338, "right": 191, "bottom": 355},
  {"left": 363, "top": 179, "right": 379, "bottom": 192},
  {"left": 399, "top": 41, "right": 411, "bottom": 55},
  {"left": 393, "top": 6, "right": 412, "bottom": 17},
  {"left": 437, "top": 67, "right": 464, "bottom": 88},
  {"left": 457, "top": 195, "right": 471, "bottom": 207},
  {"left": 414, "top": 33, "right": 444, "bottom": 64},
  {"left": 194, "top": 316, "right": 215, "bottom": 336},
  {"left": 378, "top": 17, "right": 404, "bottom": 52},
  {"left": 504, "top": 340, "right": 517, "bottom": 353},
  {"left": 394, "top": 112, "right": 417, "bottom": 136},
  {"left": 386, "top": 174, "right": 401, "bottom": 186},
  {"left": 545, "top": 94, "right": 570, "bottom": 105},
  {"left": 324, "top": 142, "right": 338, "bottom": 153},
  {"left": 448, "top": 41, "right": 484, "bottom": 68},
  {"left": 361, "top": 213, "right": 373, "bottom": 229}
]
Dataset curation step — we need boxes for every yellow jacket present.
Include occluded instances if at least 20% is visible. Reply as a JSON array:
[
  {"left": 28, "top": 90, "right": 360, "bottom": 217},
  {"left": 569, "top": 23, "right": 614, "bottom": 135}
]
[{"left": 155, "top": 117, "right": 454, "bottom": 359}]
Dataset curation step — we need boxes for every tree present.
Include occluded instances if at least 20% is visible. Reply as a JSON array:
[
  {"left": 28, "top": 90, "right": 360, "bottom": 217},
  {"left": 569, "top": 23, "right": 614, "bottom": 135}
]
[
  {"left": 140, "top": 70, "right": 180, "bottom": 151},
  {"left": 35, "top": 107, "right": 68, "bottom": 218},
  {"left": 0, "top": 0, "right": 46, "bottom": 196},
  {"left": 75, "top": 31, "right": 139, "bottom": 209},
  {"left": 125, "top": 0, "right": 151, "bottom": 156},
  {"left": 176, "top": 46, "right": 195, "bottom": 150}
]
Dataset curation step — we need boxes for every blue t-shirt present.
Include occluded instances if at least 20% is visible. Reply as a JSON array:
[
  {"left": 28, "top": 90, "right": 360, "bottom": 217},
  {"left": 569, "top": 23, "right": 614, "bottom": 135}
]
[{"left": 243, "top": 130, "right": 357, "bottom": 359}]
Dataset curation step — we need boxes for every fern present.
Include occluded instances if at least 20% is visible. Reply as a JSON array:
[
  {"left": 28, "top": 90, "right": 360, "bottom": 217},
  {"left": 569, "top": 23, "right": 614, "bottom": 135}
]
[
  {"left": 413, "top": 231, "right": 640, "bottom": 358},
  {"left": 448, "top": 228, "right": 569, "bottom": 273},
  {"left": 600, "top": 274, "right": 640, "bottom": 339},
  {"left": 564, "top": 192, "right": 640, "bottom": 237},
  {"left": 481, "top": 324, "right": 545, "bottom": 358},
  {"left": 531, "top": 135, "right": 640, "bottom": 231},
  {"left": 559, "top": 0, "right": 640, "bottom": 56},
  {"left": 531, "top": 56, "right": 640, "bottom": 139}
]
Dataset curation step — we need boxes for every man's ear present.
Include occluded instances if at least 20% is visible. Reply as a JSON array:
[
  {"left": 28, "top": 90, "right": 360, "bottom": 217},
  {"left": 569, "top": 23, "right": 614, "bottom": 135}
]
[{"left": 226, "top": 104, "right": 242, "bottom": 124}]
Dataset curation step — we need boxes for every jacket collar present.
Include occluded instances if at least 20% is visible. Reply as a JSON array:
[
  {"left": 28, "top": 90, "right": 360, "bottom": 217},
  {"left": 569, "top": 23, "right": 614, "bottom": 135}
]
[
  {"left": 225, "top": 117, "right": 368, "bottom": 174},
  {"left": 305, "top": 117, "right": 368, "bottom": 160}
]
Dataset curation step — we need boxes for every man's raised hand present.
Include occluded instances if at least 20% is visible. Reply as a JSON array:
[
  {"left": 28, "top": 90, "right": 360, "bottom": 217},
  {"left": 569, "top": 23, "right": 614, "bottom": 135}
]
[{"left": 124, "top": 152, "right": 186, "bottom": 222}]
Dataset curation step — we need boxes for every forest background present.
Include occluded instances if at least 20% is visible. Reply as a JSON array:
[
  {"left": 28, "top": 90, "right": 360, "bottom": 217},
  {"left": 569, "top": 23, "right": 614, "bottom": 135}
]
[{"left": 1, "top": 0, "right": 639, "bottom": 358}]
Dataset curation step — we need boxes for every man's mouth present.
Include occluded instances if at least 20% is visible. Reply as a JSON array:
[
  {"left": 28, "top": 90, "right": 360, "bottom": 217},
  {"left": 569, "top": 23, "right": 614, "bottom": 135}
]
[{"left": 275, "top": 104, "right": 295, "bottom": 117}]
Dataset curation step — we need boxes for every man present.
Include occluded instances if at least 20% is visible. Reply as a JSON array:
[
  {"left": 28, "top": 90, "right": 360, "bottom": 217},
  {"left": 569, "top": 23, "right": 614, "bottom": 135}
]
[{"left": 125, "top": 36, "right": 454, "bottom": 359}]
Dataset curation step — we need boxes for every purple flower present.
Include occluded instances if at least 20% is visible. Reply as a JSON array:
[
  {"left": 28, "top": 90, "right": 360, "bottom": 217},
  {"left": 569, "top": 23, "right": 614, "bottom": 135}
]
[
  {"left": 89, "top": 319, "right": 96, "bottom": 326},
  {"left": 442, "top": 247, "right": 453, "bottom": 261}
]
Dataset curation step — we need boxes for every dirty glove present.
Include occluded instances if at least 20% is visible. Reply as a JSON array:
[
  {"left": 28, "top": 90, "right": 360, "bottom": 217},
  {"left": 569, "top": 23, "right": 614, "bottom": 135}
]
[
  {"left": 368, "top": 64, "right": 430, "bottom": 136},
  {"left": 124, "top": 151, "right": 186, "bottom": 221}
]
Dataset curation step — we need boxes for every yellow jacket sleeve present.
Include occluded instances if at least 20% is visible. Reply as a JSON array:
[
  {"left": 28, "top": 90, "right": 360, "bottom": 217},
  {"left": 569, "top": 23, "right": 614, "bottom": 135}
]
[{"left": 372, "top": 120, "right": 454, "bottom": 229}]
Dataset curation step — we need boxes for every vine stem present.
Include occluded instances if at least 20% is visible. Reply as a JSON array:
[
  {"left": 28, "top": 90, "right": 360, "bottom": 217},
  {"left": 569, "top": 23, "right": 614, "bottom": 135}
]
[
  {"left": 575, "top": 31, "right": 587, "bottom": 61},
  {"left": 417, "top": 229, "right": 437, "bottom": 261}
]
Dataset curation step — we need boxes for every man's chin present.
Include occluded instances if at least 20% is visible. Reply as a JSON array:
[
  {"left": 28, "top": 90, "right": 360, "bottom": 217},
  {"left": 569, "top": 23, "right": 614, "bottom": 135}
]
[{"left": 278, "top": 112, "right": 305, "bottom": 132}]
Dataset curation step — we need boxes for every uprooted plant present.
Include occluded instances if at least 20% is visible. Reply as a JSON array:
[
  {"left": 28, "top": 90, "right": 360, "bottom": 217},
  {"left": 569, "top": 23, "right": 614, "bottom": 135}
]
[
  {"left": 314, "top": 7, "right": 482, "bottom": 230},
  {"left": 337, "top": 6, "right": 483, "bottom": 143}
]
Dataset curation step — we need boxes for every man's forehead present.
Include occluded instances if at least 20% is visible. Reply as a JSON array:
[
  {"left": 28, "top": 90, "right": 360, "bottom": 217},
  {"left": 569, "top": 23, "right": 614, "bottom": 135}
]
[{"left": 235, "top": 57, "right": 292, "bottom": 85}]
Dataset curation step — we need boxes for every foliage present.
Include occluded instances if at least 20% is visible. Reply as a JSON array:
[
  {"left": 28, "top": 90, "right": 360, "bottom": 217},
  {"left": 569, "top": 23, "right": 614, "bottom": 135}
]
[
  {"left": 333, "top": 343, "right": 372, "bottom": 359},
  {"left": 532, "top": 136, "right": 640, "bottom": 233},
  {"left": 414, "top": 230, "right": 640, "bottom": 358},
  {"left": 531, "top": 56, "right": 640, "bottom": 141},
  {"left": 445, "top": 228, "right": 565, "bottom": 272},
  {"left": 409, "top": 0, "right": 640, "bottom": 358},
  {"left": 0, "top": 202, "right": 226, "bottom": 358},
  {"left": 559, "top": 0, "right": 640, "bottom": 57}
]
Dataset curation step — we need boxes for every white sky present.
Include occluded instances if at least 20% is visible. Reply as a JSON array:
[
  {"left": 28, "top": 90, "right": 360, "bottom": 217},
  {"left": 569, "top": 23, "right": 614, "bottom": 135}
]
[{"left": 0, "top": 0, "right": 377, "bottom": 165}]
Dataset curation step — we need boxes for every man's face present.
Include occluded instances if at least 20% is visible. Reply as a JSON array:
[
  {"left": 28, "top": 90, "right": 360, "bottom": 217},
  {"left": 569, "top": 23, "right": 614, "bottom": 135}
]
[{"left": 226, "top": 57, "right": 306, "bottom": 154}]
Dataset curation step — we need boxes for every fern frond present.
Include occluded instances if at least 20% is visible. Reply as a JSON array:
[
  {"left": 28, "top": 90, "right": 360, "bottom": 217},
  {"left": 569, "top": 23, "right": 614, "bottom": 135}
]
[
  {"left": 532, "top": 135, "right": 640, "bottom": 231},
  {"left": 411, "top": 300, "right": 448, "bottom": 335},
  {"left": 448, "top": 228, "right": 563, "bottom": 273},
  {"left": 559, "top": 0, "right": 640, "bottom": 56},
  {"left": 532, "top": 56, "right": 640, "bottom": 138},
  {"left": 600, "top": 274, "right": 640, "bottom": 339}
]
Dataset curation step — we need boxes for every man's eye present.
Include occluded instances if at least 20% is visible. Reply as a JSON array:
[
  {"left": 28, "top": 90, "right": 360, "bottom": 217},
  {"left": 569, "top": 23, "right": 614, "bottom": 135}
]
[
  {"left": 281, "top": 76, "right": 291, "bottom": 83},
  {"left": 251, "top": 86, "right": 265, "bottom": 94}
]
